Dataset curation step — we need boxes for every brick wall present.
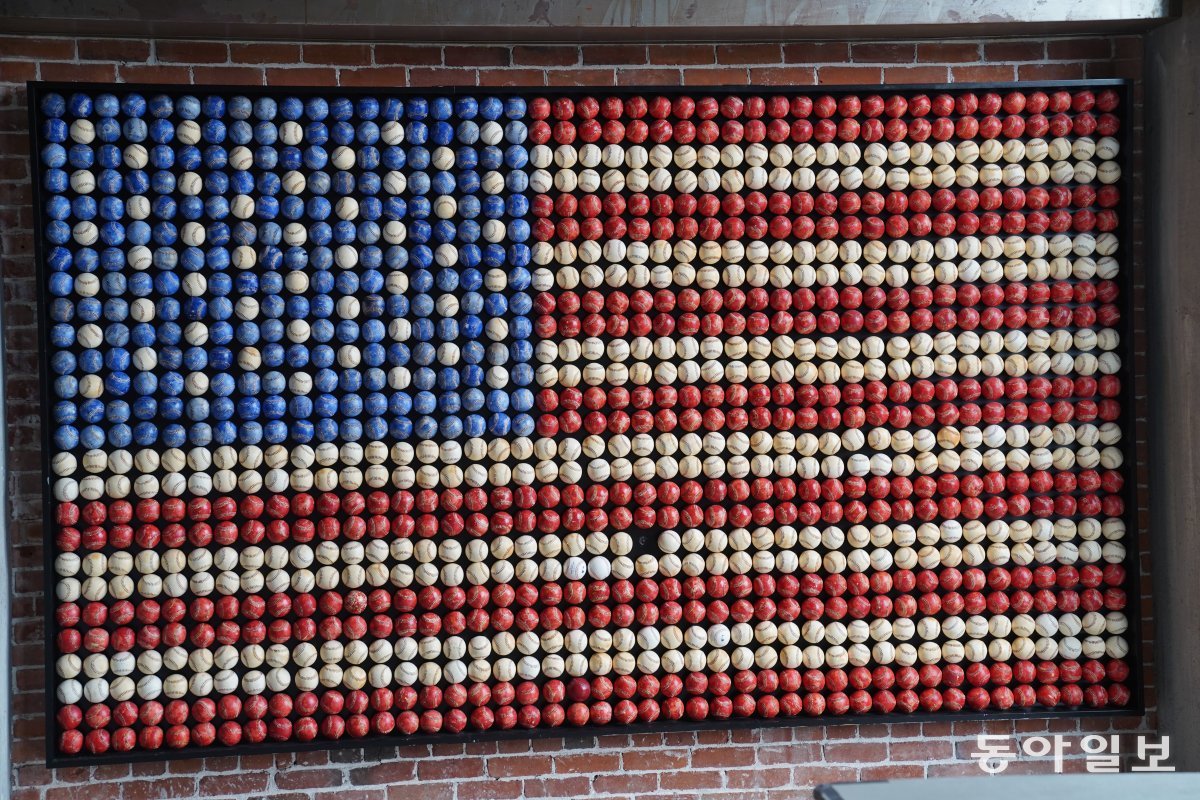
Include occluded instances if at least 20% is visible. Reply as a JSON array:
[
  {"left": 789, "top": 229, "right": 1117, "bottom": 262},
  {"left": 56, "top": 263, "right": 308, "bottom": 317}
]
[{"left": 0, "top": 34, "right": 1150, "bottom": 800}]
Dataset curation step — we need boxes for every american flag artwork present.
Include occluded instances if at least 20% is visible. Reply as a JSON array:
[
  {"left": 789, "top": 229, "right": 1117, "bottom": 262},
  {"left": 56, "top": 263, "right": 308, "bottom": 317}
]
[{"left": 32, "top": 84, "right": 1138, "bottom": 762}]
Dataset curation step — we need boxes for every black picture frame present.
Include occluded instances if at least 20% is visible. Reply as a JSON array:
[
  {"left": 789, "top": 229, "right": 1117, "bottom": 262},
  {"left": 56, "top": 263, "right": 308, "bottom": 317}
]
[{"left": 25, "top": 78, "right": 1143, "bottom": 768}]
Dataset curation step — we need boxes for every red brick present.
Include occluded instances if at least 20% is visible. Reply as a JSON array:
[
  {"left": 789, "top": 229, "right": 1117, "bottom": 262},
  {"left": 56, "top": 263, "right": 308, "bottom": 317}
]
[
  {"left": 717, "top": 43, "right": 782, "bottom": 64},
  {"left": 109, "top": 60, "right": 184, "bottom": 82},
  {"left": 78, "top": 38, "right": 150, "bottom": 62},
  {"left": 650, "top": 44, "right": 716, "bottom": 65},
  {"left": 957, "top": 720, "right": 1003, "bottom": 736},
  {"left": 39, "top": 62, "right": 118, "bottom": 82},
  {"left": 156, "top": 39, "right": 227, "bottom": 63},
  {"left": 91, "top": 764, "right": 133, "bottom": 782},
  {"left": 479, "top": 69, "right": 546, "bottom": 87},
  {"left": 692, "top": 746, "right": 756, "bottom": 767},
  {"left": 304, "top": 43, "right": 372, "bottom": 64},
  {"left": 984, "top": 40, "right": 1046, "bottom": 61},
  {"left": 724, "top": 767, "right": 794, "bottom": 789},
  {"left": 783, "top": 42, "right": 850, "bottom": 63},
  {"left": 545, "top": 68, "right": 616, "bottom": 86},
  {"left": 741, "top": 727, "right": 793, "bottom": 744},
  {"left": 1109, "top": 715, "right": 1152, "bottom": 730},
  {"left": 917, "top": 721, "right": 960, "bottom": 738},
  {"left": 683, "top": 67, "right": 748, "bottom": 85},
  {"left": 531, "top": 736, "right": 571, "bottom": 752},
  {"left": 523, "top": 776, "right": 591, "bottom": 797},
  {"left": 10, "top": 691, "right": 42, "bottom": 715},
  {"left": 0, "top": 62, "right": 37, "bottom": 82},
  {"left": 618, "top": 68, "right": 682, "bottom": 85},
  {"left": 110, "top": 65, "right": 186, "bottom": 85},
  {"left": 458, "top": 779, "right": 524, "bottom": 800},
  {"left": 349, "top": 761, "right": 417, "bottom": 785},
  {"left": 886, "top": 65, "right": 951, "bottom": 84},
  {"left": 886, "top": 723, "right": 924, "bottom": 738},
  {"left": 629, "top": 733, "right": 670, "bottom": 748},
  {"left": 10, "top": 659, "right": 39, "bottom": 689},
  {"left": 338, "top": 67, "right": 409, "bottom": 87},
  {"left": 1060, "top": 757, "right": 1095, "bottom": 774},
  {"left": 916, "top": 42, "right": 980, "bottom": 62},
  {"left": 757, "top": 743, "right": 821, "bottom": 764},
  {"left": 582, "top": 45, "right": 648, "bottom": 65},
  {"left": 513, "top": 46, "right": 578, "bottom": 66},
  {"left": 419, "top": 758, "right": 486, "bottom": 781},
  {"left": 10, "top": 739, "right": 44, "bottom": 770},
  {"left": 749, "top": 66, "right": 817, "bottom": 85},
  {"left": 51, "top": 773, "right": 102, "bottom": 793},
  {"left": 861, "top": 764, "right": 925, "bottom": 781},
  {"left": 190, "top": 66, "right": 264, "bottom": 85},
  {"left": 593, "top": 773, "right": 648, "bottom": 795},
  {"left": 164, "top": 757, "right": 207, "bottom": 776},
  {"left": 929, "top": 762, "right": 985, "bottom": 777},
  {"left": 890, "top": 739, "right": 954, "bottom": 761},
  {"left": 824, "top": 741, "right": 887, "bottom": 763},
  {"left": 231, "top": 753, "right": 274, "bottom": 772},
  {"left": 445, "top": 46, "right": 511, "bottom": 67},
  {"left": 198, "top": 774, "right": 269, "bottom": 795},
  {"left": 0, "top": 37, "right": 74, "bottom": 60},
  {"left": 198, "top": 755, "right": 240, "bottom": 773},
  {"left": 329, "top": 747, "right": 386, "bottom": 764},
  {"left": 120, "top": 779, "right": 196, "bottom": 800},
  {"left": 799, "top": 765, "right": 858, "bottom": 785},
  {"left": 624, "top": 748, "right": 688, "bottom": 771},
  {"left": 1048, "top": 37, "right": 1112, "bottom": 60},
  {"left": 554, "top": 752, "right": 620, "bottom": 773},
  {"left": 1046, "top": 718, "right": 1083, "bottom": 734},
  {"left": 952, "top": 64, "right": 1018, "bottom": 82},
  {"left": 487, "top": 755, "right": 545, "bottom": 778},
  {"left": 661, "top": 769, "right": 724, "bottom": 791},
  {"left": 422, "top": 745, "right": 460, "bottom": 760},
  {"left": 410, "top": 68, "right": 477, "bottom": 86},
  {"left": 48, "top": 787, "right": 120, "bottom": 800},
  {"left": 266, "top": 67, "right": 337, "bottom": 86},
  {"left": 230, "top": 42, "right": 302, "bottom": 64},
  {"left": 390, "top": 784, "right": 454, "bottom": 800},
  {"left": 852, "top": 42, "right": 915, "bottom": 63},
  {"left": 319, "top": 791, "right": 386, "bottom": 800},
  {"left": 817, "top": 66, "right": 882, "bottom": 85},
  {"left": 1017, "top": 62, "right": 1086, "bottom": 80},
  {"left": 374, "top": 45, "right": 443, "bottom": 65},
  {"left": 274, "top": 769, "right": 344, "bottom": 790}
]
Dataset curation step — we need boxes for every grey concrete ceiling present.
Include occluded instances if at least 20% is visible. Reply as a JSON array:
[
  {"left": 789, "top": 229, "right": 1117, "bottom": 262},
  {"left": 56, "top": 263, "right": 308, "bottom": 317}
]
[{"left": 0, "top": 0, "right": 1174, "bottom": 42}]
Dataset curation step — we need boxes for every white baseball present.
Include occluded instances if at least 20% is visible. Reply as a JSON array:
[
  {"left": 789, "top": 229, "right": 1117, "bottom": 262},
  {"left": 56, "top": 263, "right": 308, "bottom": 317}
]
[
  {"left": 178, "top": 172, "right": 202, "bottom": 195},
  {"left": 122, "top": 193, "right": 150, "bottom": 219},
  {"left": 123, "top": 143, "right": 148, "bottom": 169},
  {"left": 1096, "top": 136, "right": 1120, "bottom": 160}
]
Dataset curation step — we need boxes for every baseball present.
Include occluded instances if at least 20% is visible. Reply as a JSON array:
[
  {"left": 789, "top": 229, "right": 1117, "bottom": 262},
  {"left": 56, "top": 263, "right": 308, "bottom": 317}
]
[
  {"left": 178, "top": 172, "right": 202, "bottom": 195},
  {"left": 229, "top": 146, "right": 254, "bottom": 170},
  {"left": 1098, "top": 161, "right": 1122, "bottom": 183}
]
